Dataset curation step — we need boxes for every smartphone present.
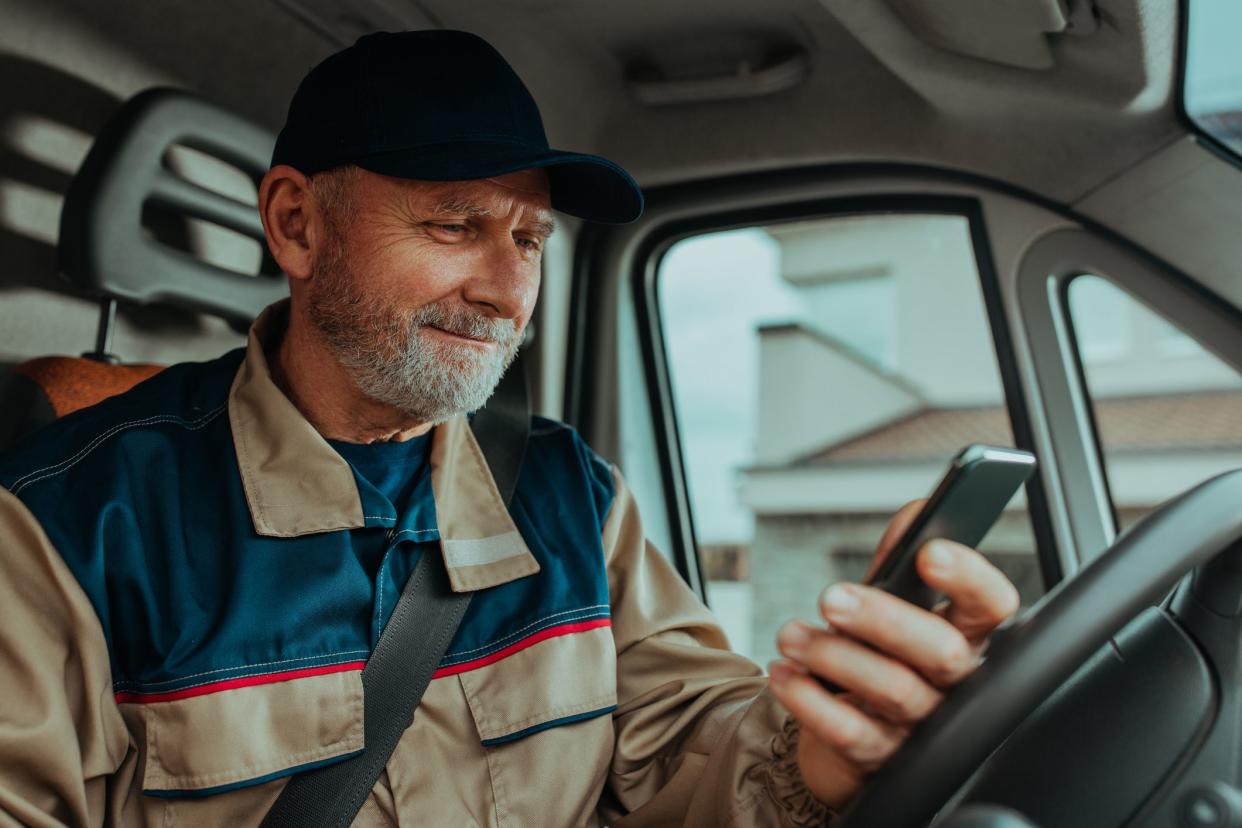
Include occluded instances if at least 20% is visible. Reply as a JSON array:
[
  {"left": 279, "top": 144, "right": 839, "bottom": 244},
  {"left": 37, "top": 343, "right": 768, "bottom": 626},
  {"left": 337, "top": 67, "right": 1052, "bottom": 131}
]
[{"left": 864, "top": 444, "right": 1037, "bottom": 610}]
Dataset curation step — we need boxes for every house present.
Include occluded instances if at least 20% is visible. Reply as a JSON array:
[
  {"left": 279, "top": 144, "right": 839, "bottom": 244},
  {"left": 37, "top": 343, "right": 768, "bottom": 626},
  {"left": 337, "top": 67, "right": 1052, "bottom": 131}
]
[{"left": 713, "top": 215, "right": 1242, "bottom": 665}]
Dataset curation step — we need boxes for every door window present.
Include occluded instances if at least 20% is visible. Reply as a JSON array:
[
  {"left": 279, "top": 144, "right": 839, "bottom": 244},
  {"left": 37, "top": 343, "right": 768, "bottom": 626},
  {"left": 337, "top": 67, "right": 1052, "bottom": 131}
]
[
  {"left": 657, "top": 213, "right": 1041, "bottom": 664},
  {"left": 1183, "top": 0, "right": 1242, "bottom": 161},
  {"left": 1067, "top": 275, "right": 1242, "bottom": 533}
]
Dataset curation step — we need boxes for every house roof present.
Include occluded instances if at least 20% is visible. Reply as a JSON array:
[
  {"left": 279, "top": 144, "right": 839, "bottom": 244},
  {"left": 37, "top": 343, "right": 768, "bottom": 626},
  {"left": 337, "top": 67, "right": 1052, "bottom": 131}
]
[{"left": 796, "top": 390, "right": 1242, "bottom": 466}]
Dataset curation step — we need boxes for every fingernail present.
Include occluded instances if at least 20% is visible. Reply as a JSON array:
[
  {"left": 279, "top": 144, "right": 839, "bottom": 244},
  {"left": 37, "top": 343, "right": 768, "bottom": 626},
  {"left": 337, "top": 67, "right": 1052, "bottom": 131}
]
[
  {"left": 925, "top": 541, "right": 955, "bottom": 572},
  {"left": 778, "top": 622, "right": 811, "bottom": 657},
  {"left": 769, "top": 661, "right": 794, "bottom": 685},
  {"left": 822, "top": 585, "right": 860, "bottom": 619}
]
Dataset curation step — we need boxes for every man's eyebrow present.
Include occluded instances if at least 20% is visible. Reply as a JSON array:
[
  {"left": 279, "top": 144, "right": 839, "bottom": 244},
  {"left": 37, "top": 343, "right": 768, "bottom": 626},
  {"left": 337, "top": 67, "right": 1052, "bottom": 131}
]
[
  {"left": 429, "top": 196, "right": 494, "bottom": 218},
  {"left": 530, "top": 213, "right": 557, "bottom": 238},
  {"left": 428, "top": 195, "right": 556, "bottom": 238}
]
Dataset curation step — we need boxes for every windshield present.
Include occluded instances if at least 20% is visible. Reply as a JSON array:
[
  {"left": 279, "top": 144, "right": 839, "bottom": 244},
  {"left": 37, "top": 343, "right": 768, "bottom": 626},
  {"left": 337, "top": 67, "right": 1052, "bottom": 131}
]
[{"left": 1183, "top": 0, "right": 1242, "bottom": 159}]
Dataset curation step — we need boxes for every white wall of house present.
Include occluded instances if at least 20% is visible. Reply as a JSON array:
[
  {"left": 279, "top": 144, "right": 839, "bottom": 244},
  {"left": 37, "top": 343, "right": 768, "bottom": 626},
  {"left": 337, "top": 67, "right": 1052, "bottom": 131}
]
[
  {"left": 739, "top": 450, "right": 1242, "bottom": 517},
  {"left": 1070, "top": 275, "right": 1242, "bottom": 398},
  {"left": 741, "top": 459, "right": 1011, "bottom": 514},
  {"left": 753, "top": 219, "right": 1242, "bottom": 510},
  {"left": 754, "top": 324, "right": 921, "bottom": 464},
  {"left": 767, "top": 214, "right": 1007, "bottom": 407}
]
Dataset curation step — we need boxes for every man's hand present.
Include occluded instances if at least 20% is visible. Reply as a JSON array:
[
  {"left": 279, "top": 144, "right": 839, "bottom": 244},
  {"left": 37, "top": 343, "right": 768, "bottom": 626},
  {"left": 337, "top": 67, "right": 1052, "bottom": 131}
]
[{"left": 767, "top": 500, "right": 1021, "bottom": 810}]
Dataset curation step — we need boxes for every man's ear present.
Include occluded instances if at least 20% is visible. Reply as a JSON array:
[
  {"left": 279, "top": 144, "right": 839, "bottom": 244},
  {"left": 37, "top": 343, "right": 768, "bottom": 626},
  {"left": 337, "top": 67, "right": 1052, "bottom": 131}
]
[{"left": 258, "top": 165, "right": 319, "bottom": 283}]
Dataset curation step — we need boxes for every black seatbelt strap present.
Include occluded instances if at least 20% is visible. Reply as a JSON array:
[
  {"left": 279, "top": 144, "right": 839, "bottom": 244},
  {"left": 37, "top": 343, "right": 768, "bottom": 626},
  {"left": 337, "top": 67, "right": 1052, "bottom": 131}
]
[{"left": 261, "top": 355, "right": 531, "bottom": 828}]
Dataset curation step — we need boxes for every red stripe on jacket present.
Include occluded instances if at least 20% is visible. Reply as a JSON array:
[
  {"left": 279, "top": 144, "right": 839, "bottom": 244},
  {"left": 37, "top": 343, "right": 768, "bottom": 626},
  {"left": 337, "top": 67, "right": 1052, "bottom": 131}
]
[
  {"left": 432, "top": 617, "right": 612, "bottom": 678},
  {"left": 114, "top": 617, "right": 612, "bottom": 703},
  {"left": 113, "top": 660, "right": 367, "bottom": 704}
]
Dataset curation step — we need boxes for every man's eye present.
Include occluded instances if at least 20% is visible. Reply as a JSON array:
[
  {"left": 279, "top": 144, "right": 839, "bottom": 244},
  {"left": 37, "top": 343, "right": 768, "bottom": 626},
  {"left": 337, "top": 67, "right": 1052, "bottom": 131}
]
[
  {"left": 515, "top": 237, "right": 542, "bottom": 252},
  {"left": 434, "top": 223, "right": 468, "bottom": 233}
]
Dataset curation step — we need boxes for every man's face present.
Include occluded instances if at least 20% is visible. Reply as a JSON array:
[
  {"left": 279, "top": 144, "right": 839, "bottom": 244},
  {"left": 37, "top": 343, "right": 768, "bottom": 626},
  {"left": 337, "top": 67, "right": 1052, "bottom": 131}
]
[{"left": 306, "top": 168, "right": 553, "bottom": 424}]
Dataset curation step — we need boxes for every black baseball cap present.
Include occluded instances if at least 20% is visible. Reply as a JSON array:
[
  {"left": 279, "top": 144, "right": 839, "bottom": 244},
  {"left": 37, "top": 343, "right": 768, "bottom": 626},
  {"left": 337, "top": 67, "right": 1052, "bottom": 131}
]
[{"left": 272, "top": 30, "right": 644, "bottom": 224}]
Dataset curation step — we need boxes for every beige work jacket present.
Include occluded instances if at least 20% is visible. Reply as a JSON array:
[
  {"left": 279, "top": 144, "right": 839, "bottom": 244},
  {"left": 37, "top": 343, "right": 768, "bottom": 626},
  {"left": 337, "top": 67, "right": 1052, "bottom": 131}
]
[{"left": 0, "top": 304, "right": 827, "bottom": 827}]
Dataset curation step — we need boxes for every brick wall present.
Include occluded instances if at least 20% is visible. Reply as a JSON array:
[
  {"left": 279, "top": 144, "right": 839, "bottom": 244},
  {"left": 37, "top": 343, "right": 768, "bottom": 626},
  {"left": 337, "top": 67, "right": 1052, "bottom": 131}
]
[{"left": 742, "top": 511, "right": 1044, "bottom": 666}]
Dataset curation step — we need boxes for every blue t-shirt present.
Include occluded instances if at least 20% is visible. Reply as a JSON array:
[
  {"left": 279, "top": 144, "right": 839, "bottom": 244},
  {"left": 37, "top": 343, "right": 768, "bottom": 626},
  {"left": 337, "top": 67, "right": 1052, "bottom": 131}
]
[
  {"left": 328, "top": 432, "right": 433, "bottom": 514},
  {"left": 327, "top": 432, "right": 436, "bottom": 645}
]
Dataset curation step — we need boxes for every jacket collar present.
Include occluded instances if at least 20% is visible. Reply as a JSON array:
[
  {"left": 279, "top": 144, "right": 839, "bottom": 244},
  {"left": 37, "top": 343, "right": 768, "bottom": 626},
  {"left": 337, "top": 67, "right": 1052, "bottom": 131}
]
[{"left": 228, "top": 301, "right": 539, "bottom": 592}]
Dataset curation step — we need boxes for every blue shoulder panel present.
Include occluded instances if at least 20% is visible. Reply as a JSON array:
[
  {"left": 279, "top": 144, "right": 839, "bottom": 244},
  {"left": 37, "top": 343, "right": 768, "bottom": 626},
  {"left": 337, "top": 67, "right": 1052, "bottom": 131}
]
[
  {"left": 437, "top": 416, "right": 617, "bottom": 665},
  {"left": 0, "top": 358, "right": 620, "bottom": 696},
  {"left": 0, "top": 349, "right": 376, "bottom": 689}
]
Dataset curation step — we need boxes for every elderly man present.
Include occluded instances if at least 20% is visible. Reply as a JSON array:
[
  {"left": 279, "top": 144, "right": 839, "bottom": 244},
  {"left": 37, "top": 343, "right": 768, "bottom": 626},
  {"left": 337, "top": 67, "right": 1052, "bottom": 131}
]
[{"left": 0, "top": 30, "right": 1017, "bottom": 827}]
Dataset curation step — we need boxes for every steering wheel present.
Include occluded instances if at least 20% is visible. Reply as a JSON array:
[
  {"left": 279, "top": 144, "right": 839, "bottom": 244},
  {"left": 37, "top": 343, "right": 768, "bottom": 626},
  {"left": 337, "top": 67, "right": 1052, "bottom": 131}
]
[{"left": 832, "top": 469, "right": 1242, "bottom": 827}]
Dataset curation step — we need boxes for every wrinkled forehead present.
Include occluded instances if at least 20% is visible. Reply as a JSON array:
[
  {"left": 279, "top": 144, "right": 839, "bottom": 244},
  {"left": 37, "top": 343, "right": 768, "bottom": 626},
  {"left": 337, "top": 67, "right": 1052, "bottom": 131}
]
[
  {"left": 363, "top": 167, "right": 553, "bottom": 221},
  {"left": 481, "top": 168, "right": 551, "bottom": 198}
]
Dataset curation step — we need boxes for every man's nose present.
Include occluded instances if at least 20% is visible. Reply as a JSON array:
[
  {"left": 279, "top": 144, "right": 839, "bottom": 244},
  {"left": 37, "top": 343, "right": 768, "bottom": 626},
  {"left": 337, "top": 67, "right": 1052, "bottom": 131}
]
[{"left": 462, "top": 236, "right": 538, "bottom": 321}]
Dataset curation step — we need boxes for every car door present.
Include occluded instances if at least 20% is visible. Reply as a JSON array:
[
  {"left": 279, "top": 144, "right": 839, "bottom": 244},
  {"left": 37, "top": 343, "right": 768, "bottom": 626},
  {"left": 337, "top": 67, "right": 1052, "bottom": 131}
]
[
  {"left": 563, "top": 152, "right": 1242, "bottom": 670},
  {"left": 566, "top": 169, "right": 1054, "bottom": 664}
]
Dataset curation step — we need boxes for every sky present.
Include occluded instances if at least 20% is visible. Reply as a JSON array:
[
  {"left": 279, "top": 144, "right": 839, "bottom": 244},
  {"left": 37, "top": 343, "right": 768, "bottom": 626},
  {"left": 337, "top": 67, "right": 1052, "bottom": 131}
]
[
  {"left": 658, "top": 228, "right": 803, "bottom": 544},
  {"left": 1185, "top": 0, "right": 1242, "bottom": 113}
]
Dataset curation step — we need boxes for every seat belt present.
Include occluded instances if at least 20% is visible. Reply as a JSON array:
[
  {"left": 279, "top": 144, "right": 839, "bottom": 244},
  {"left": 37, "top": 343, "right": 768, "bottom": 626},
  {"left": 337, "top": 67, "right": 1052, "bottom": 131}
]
[{"left": 261, "top": 355, "right": 531, "bottom": 828}]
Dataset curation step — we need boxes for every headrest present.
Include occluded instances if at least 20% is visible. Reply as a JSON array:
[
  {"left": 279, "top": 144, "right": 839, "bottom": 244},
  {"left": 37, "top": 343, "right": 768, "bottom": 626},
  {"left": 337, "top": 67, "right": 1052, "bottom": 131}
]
[{"left": 57, "top": 88, "right": 287, "bottom": 324}]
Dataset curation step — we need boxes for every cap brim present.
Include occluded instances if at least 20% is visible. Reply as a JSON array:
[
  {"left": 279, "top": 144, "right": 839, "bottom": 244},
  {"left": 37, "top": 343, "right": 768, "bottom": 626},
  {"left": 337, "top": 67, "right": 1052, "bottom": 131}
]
[{"left": 350, "top": 141, "right": 643, "bottom": 224}]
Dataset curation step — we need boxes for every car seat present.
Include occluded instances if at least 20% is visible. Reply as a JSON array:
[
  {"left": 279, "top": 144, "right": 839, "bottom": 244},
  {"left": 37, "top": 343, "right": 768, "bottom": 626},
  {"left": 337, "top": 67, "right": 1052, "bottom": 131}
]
[{"left": 0, "top": 88, "right": 286, "bottom": 451}]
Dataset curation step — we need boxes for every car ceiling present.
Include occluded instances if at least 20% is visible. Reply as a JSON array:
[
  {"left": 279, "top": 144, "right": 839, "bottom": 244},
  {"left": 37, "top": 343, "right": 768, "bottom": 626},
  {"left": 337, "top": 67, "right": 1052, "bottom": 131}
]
[
  {"left": 5, "top": 0, "right": 1241, "bottom": 308},
  {"left": 4, "top": 0, "right": 1179, "bottom": 196}
]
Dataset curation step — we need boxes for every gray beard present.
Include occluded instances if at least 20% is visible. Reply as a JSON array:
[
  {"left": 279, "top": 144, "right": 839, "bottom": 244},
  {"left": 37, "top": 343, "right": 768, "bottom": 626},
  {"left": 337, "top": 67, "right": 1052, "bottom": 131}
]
[{"left": 307, "top": 253, "right": 522, "bottom": 424}]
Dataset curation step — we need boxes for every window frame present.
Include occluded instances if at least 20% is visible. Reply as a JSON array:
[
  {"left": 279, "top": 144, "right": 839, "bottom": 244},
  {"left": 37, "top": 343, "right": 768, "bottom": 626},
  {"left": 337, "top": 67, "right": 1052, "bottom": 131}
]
[
  {"left": 570, "top": 189, "right": 1063, "bottom": 603},
  {"left": 1061, "top": 271, "right": 1242, "bottom": 537},
  {"left": 1015, "top": 230, "right": 1242, "bottom": 565}
]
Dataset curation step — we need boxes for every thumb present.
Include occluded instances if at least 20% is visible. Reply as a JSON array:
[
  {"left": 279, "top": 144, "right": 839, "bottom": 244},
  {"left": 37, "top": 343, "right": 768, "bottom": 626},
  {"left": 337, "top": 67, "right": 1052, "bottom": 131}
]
[{"left": 863, "top": 499, "right": 927, "bottom": 582}]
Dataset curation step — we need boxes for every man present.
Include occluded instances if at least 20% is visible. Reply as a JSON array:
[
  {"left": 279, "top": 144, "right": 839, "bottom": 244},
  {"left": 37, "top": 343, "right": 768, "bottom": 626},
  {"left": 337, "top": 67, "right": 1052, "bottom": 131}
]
[{"left": 0, "top": 30, "right": 1017, "bottom": 826}]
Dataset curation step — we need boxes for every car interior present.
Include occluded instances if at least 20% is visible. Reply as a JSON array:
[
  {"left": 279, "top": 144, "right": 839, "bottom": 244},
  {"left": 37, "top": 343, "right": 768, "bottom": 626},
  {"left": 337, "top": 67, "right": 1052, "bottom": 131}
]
[{"left": 3, "top": 1, "right": 1242, "bottom": 826}]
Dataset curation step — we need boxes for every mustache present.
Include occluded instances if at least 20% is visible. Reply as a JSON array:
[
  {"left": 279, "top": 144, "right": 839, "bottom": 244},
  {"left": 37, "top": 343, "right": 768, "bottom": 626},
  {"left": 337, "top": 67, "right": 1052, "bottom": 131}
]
[{"left": 408, "top": 302, "right": 519, "bottom": 345}]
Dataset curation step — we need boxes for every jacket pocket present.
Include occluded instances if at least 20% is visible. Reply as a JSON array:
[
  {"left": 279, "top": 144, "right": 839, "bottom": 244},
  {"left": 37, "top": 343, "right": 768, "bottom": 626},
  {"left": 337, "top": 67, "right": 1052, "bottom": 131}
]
[
  {"left": 133, "top": 666, "right": 365, "bottom": 797},
  {"left": 455, "top": 617, "right": 617, "bottom": 745}
]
